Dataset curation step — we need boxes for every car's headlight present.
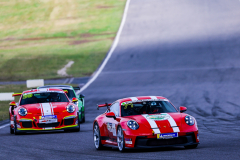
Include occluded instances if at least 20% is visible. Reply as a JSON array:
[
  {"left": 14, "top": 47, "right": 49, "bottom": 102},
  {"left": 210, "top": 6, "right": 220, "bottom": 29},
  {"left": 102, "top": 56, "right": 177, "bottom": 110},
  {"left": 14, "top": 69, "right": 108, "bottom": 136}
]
[
  {"left": 127, "top": 120, "right": 139, "bottom": 130},
  {"left": 67, "top": 105, "right": 75, "bottom": 113},
  {"left": 18, "top": 108, "right": 27, "bottom": 116},
  {"left": 185, "top": 115, "right": 195, "bottom": 125}
]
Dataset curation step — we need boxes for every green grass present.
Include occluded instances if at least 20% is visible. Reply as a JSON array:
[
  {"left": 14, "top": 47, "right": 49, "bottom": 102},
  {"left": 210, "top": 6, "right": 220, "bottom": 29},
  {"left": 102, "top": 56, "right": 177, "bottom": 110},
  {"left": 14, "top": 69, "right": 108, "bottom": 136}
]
[
  {"left": 0, "top": 0, "right": 127, "bottom": 81},
  {"left": 0, "top": 85, "right": 28, "bottom": 121}
]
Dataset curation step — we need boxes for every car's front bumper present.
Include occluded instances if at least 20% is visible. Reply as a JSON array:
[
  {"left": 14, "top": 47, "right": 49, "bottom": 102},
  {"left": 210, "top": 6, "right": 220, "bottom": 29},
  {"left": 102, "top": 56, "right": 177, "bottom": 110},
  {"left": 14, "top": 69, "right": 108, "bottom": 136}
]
[
  {"left": 14, "top": 115, "right": 79, "bottom": 133},
  {"left": 134, "top": 132, "right": 198, "bottom": 148},
  {"left": 124, "top": 131, "right": 199, "bottom": 148}
]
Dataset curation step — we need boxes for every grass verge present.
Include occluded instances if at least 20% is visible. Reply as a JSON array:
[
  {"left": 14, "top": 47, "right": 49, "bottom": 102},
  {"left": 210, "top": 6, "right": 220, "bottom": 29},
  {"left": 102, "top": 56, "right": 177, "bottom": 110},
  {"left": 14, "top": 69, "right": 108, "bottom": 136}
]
[
  {"left": 0, "top": 0, "right": 127, "bottom": 81},
  {"left": 0, "top": 85, "right": 28, "bottom": 121}
]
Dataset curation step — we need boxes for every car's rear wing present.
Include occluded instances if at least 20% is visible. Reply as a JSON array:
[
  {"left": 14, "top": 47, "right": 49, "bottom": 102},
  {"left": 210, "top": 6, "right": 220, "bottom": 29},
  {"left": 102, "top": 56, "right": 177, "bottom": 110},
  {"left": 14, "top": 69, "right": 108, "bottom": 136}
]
[
  {"left": 12, "top": 93, "right": 22, "bottom": 97},
  {"left": 97, "top": 103, "right": 112, "bottom": 110},
  {"left": 73, "top": 87, "right": 80, "bottom": 90}
]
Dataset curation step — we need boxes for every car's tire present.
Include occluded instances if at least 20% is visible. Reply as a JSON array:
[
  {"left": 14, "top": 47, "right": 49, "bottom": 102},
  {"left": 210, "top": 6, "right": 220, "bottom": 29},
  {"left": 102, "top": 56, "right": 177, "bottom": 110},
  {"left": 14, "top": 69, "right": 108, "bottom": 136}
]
[
  {"left": 93, "top": 122, "right": 105, "bottom": 150},
  {"left": 14, "top": 116, "right": 21, "bottom": 135},
  {"left": 117, "top": 126, "right": 126, "bottom": 152},
  {"left": 10, "top": 126, "right": 14, "bottom": 134},
  {"left": 184, "top": 144, "right": 198, "bottom": 149},
  {"left": 82, "top": 109, "right": 85, "bottom": 123},
  {"left": 71, "top": 113, "right": 80, "bottom": 132},
  {"left": 9, "top": 115, "right": 14, "bottom": 134}
]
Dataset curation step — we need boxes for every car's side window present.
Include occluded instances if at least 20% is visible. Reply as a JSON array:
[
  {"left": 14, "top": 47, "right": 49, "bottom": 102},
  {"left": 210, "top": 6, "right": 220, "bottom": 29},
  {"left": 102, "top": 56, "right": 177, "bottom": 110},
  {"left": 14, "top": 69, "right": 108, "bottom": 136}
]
[{"left": 110, "top": 102, "right": 120, "bottom": 117}]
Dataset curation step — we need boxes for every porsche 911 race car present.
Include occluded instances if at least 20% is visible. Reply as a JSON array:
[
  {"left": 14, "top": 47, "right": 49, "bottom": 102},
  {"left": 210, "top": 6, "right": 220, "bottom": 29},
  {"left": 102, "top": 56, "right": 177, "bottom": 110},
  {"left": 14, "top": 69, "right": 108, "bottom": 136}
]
[
  {"left": 93, "top": 96, "right": 199, "bottom": 151},
  {"left": 38, "top": 85, "right": 85, "bottom": 123},
  {"left": 9, "top": 88, "right": 80, "bottom": 135}
]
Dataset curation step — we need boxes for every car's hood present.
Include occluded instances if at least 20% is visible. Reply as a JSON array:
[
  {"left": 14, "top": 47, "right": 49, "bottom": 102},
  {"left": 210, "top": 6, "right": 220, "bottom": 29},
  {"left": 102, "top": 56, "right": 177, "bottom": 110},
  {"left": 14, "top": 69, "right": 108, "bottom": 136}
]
[
  {"left": 19, "top": 102, "right": 70, "bottom": 115},
  {"left": 124, "top": 113, "right": 183, "bottom": 133}
]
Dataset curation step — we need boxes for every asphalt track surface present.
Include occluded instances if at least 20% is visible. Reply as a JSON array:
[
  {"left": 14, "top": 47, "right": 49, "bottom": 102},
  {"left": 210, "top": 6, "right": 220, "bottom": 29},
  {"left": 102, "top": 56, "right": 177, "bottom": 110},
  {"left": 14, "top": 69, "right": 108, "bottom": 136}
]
[{"left": 1, "top": 0, "right": 240, "bottom": 159}]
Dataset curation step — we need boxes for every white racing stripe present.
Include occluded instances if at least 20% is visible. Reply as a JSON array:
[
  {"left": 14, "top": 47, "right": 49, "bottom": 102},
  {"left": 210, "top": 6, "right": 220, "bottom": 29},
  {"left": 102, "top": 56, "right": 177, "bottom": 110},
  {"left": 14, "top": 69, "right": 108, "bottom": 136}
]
[
  {"left": 142, "top": 114, "right": 161, "bottom": 134},
  {"left": 38, "top": 88, "right": 49, "bottom": 92},
  {"left": 50, "top": 103, "right": 54, "bottom": 115},
  {"left": 129, "top": 97, "right": 138, "bottom": 101},
  {"left": 41, "top": 103, "right": 52, "bottom": 116},
  {"left": 166, "top": 113, "right": 180, "bottom": 132},
  {"left": 149, "top": 96, "right": 157, "bottom": 100}
]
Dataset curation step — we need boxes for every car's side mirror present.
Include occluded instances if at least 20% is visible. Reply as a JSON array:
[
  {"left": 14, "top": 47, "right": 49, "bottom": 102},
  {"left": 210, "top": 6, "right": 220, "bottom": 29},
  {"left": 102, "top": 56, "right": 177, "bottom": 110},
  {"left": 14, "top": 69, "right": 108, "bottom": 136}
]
[
  {"left": 179, "top": 106, "right": 187, "bottom": 113},
  {"left": 9, "top": 101, "right": 16, "bottom": 106},
  {"left": 79, "top": 94, "right": 85, "bottom": 99},
  {"left": 9, "top": 101, "right": 17, "bottom": 115},
  {"left": 106, "top": 112, "right": 116, "bottom": 119},
  {"left": 72, "top": 97, "right": 78, "bottom": 103}
]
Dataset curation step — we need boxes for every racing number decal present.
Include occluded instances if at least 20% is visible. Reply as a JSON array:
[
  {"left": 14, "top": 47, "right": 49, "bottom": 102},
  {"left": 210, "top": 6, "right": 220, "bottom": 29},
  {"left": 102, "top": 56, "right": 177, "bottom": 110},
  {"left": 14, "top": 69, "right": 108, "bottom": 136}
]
[
  {"left": 22, "top": 94, "right": 33, "bottom": 99},
  {"left": 107, "top": 122, "right": 116, "bottom": 136},
  {"left": 122, "top": 102, "right": 133, "bottom": 109}
]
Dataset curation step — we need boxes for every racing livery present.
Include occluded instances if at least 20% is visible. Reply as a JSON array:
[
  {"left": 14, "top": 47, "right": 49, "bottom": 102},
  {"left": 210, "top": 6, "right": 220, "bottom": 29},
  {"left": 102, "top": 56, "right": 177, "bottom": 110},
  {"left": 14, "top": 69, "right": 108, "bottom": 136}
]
[
  {"left": 9, "top": 88, "right": 80, "bottom": 135},
  {"left": 38, "top": 85, "right": 85, "bottom": 123},
  {"left": 93, "top": 96, "right": 199, "bottom": 151}
]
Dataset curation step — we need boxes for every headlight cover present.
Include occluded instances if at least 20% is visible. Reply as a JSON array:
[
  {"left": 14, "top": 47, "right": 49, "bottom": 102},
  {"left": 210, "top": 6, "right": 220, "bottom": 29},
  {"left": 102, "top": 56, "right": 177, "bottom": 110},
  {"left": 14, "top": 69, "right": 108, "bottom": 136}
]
[
  {"left": 18, "top": 108, "right": 27, "bottom": 116},
  {"left": 67, "top": 105, "right": 75, "bottom": 113},
  {"left": 127, "top": 120, "right": 139, "bottom": 130},
  {"left": 185, "top": 115, "right": 195, "bottom": 126}
]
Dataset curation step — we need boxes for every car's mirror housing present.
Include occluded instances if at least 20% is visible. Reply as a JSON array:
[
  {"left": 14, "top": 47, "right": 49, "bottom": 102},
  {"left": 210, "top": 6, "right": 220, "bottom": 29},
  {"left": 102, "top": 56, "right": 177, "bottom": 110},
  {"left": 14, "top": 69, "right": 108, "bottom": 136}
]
[
  {"left": 9, "top": 101, "right": 16, "bottom": 106},
  {"left": 79, "top": 94, "right": 85, "bottom": 98},
  {"left": 106, "top": 112, "right": 116, "bottom": 119},
  {"left": 179, "top": 106, "right": 187, "bottom": 113},
  {"left": 72, "top": 97, "right": 78, "bottom": 102}
]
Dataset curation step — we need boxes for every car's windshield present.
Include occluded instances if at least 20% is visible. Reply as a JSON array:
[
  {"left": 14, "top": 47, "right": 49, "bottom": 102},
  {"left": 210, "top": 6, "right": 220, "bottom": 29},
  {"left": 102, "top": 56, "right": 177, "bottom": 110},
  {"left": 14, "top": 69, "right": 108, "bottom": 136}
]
[
  {"left": 121, "top": 100, "right": 177, "bottom": 117},
  {"left": 20, "top": 92, "right": 69, "bottom": 105},
  {"left": 65, "top": 89, "right": 75, "bottom": 99}
]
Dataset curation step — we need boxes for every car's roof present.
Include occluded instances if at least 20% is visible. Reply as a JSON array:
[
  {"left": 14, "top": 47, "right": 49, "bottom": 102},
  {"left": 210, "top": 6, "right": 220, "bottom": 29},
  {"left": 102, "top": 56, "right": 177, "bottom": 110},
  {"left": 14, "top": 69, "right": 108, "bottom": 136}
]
[
  {"left": 117, "top": 96, "right": 168, "bottom": 103},
  {"left": 38, "top": 85, "right": 72, "bottom": 90},
  {"left": 23, "top": 88, "right": 64, "bottom": 94}
]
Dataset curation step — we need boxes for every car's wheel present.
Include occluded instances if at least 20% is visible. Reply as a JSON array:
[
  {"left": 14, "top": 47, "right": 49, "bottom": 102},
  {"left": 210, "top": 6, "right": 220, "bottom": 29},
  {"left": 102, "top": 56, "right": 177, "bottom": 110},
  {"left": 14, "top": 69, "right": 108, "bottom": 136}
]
[
  {"left": 82, "top": 109, "right": 85, "bottom": 123},
  {"left": 71, "top": 113, "right": 80, "bottom": 132},
  {"left": 9, "top": 115, "right": 14, "bottom": 134},
  {"left": 117, "top": 126, "right": 125, "bottom": 152},
  {"left": 14, "top": 116, "right": 21, "bottom": 135},
  {"left": 10, "top": 125, "right": 14, "bottom": 134},
  {"left": 93, "top": 123, "right": 104, "bottom": 150},
  {"left": 184, "top": 144, "right": 198, "bottom": 149}
]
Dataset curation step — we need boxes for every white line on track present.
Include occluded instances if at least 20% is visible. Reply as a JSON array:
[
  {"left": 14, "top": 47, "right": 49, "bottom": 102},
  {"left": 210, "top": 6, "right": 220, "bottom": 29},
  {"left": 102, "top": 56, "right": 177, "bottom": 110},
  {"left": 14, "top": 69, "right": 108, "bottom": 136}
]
[
  {"left": 69, "top": 78, "right": 74, "bottom": 84},
  {"left": 0, "top": 123, "right": 9, "bottom": 129},
  {"left": 76, "top": 0, "right": 131, "bottom": 94}
]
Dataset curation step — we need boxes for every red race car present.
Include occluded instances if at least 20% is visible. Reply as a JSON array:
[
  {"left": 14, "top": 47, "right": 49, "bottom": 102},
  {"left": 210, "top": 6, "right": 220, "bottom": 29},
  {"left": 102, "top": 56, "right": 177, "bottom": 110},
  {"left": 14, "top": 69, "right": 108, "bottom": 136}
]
[
  {"left": 93, "top": 96, "right": 199, "bottom": 151},
  {"left": 9, "top": 88, "right": 80, "bottom": 135}
]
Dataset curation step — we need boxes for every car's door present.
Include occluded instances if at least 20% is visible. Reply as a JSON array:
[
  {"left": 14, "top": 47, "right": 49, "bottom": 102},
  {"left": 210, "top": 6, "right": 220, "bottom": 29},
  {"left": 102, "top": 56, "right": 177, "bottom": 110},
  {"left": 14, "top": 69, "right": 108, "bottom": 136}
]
[{"left": 105, "top": 102, "right": 120, "bottom": 143}]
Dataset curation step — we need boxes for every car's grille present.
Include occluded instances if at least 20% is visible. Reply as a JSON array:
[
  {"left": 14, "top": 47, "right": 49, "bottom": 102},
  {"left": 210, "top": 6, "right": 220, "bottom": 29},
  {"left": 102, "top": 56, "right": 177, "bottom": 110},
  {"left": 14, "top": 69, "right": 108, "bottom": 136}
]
[
  {"left": 37, "top": 122, "right": 60, "bottom": 128},
  {"left": 135, "top": 134, "right": 195, "bottom": 147},
  {"left": 64, "top": 118, "right": 74, "bottom": 125},
  {"left": 22, "top": 122, "right": 32, "bottom": 128},
  {"left": 146, "top": 137, "right": 188, "bottom": 146}
]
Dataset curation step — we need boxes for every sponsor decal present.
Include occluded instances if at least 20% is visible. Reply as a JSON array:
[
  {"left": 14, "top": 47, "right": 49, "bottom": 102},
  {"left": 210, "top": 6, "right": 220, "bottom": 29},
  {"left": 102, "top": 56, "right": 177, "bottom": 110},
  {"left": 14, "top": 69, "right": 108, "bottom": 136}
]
[
  {"left": 40, "top": 115, "right": 57, "bottom": 119},
  {"left": 146, "top": 113, "right": 170, "bottom": 121},
  {"left": 157, "top": 133, "right": 178, "bottom": 139},
  {"left": 125, "top": 138, "right": 132, "bottom": 144}
]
